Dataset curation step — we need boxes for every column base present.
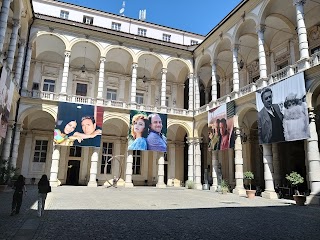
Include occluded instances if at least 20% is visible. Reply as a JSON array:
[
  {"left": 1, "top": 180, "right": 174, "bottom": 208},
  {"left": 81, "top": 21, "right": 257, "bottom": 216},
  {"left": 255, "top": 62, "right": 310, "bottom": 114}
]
[
  {"left": 210, "top": 185, "right": 218, "bottom": 192},
  {"left": 156, "top": 183, "right": 167, "bottom": 188},
  {"left": 232, "top": 187, "right": 246, "bottom": 196},
  {"left": 261, "top": 190, "right": 278, "bottom": 199},
  {"left": 49, "top": 180, "right": 60, "bottom": 187},
  {"left": 194, "top": 183, "right": 202, "bottom": 190},
  {"left": 124, "top": 182, "right": 134, "bottom": 188},
  {"left": 306, "top": 194, "right": 320, "bottom": 205},
  {"left": 87, "top": 182, "right": 97, "bottom": 187}
]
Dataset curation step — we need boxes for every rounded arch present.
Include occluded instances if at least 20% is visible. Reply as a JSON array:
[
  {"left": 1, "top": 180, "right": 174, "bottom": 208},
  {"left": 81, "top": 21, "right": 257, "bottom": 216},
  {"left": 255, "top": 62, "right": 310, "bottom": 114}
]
[
  {"left": 166, "top": 57, "right": 192, "bottom": 74},
  {"left": 306, "top": 79, "right": 320, "bottom": 108},
  {"left": 135, "top": 51, "right": 165, "bottom": 66},
  {"left": 69, "top": 38, "right": 104, "bottom": 55},
  {"left": 17, "top": 105, "right": 57, "bottom": 124},
  {"left": 167, "top": 120, "right": 192, "bottom": 138},
  {"left": 105, "top": 45, "right": 135, "bottom": 60},
  {"left": 233, "top": 18, "right": 258, "bottom": 43},
  {"left": 236, "top": 102, "right": 258, "bottom": 130},
  {"left": 30, "top": 31, "right": 68, "bottom": 49},
  {"left": 103, "top": 113, "right": 130, "bottom": 128}
]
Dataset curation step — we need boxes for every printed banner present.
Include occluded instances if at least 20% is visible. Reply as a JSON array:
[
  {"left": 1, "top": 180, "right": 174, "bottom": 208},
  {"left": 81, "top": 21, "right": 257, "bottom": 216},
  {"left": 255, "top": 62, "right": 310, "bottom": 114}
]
[
  {"left": 128, "top": 110, "right": 167, "bottom": 152},
  {"left": 54, "top": 102, "right": 103, "bottom": 147},
  {"left": 256, "top": 72, "right": 309, "bottom": 144},
  {"left": 208, "top": 102, "right": 235, "bottom": 151},
  {"left": 0, "top": 67, "right": 14, "bottom": 139}
]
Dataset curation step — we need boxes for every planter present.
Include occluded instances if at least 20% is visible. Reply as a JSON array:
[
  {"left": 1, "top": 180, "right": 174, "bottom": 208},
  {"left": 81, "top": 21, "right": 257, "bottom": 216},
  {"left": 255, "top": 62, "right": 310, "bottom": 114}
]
[
  {"left": 293, "top": 195, "right": 306, "bottom": 206},
  {"left": 246, "top": 189, "right": 256, "bottom": 199},
  {"left": 0, "top": 185, "right": 7, "bottom": 192}
]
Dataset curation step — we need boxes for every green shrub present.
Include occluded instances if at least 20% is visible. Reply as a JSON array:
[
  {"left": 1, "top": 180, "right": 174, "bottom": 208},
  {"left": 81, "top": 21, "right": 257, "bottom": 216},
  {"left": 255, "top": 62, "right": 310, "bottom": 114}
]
[{"left": 185, "top": 180, "right": 195, "bottom": 189}]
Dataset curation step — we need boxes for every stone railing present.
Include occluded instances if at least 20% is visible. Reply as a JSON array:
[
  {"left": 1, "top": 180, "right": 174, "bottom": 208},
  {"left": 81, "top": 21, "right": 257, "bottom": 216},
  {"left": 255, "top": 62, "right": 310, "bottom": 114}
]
[{"left": 310, "top": 51, "right": 320, "bottom": 67}]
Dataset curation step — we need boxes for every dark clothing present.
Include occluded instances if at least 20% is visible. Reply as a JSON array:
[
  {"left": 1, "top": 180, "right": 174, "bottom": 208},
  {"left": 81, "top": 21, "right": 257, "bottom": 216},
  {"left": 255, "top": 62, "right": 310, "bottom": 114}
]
[
  {"left": 38, "top": 180, "right": 50, "bottom": 194},
  {"left": 73, "top": 127, "right": 102, "bottom": 147},
  {"left": 268, "top": 111, "right": 285, "bottom": 143},
  {"left": 38, "top": 178, "right": 50, "bottom": 217},
  {"left": 11, "top": 181, "right": 25, "bottom": 214}
]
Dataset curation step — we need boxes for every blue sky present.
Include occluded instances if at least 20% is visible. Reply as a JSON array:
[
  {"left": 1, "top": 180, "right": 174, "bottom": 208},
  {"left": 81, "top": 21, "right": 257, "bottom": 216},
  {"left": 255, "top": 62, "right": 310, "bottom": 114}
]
[{"left": 60, "top": 0, "right": 242, "bottom": 35}]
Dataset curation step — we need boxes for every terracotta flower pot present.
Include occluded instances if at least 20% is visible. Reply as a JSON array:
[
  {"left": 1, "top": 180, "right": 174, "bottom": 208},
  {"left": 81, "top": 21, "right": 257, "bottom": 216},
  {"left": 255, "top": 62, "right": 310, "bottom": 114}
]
[
  {"left": 293, "top": 195, "right": 306, "bottom": 206},
  {"left": 246, "top": 189, "right": 256, "bottom": 199}
]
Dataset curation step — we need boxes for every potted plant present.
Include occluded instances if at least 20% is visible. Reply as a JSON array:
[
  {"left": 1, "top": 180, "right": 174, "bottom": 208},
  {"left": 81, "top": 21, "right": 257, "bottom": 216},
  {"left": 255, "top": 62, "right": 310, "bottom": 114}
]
[
  {"left": 220, "top": 179, "right": 230, "bottom": 194},
  {"left": 185, "top": 180, "right": 195, "bottom": 189},
  {"left": 285, "top": 171, "right": 306, "bottom": 206},
  {"left": 244, "top": 171, "right": 256, "bottom": 199},
  {"left": 0, "top": 160, "right": 17, "bottom": 192}
]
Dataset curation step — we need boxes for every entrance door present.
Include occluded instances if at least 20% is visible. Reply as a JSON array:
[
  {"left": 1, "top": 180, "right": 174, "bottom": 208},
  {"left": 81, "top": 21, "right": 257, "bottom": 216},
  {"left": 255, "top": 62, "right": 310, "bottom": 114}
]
[
  {"left": 164, "top": 164, "right": 168, "bottom": 185},
  {"left": 66, "top": 160, "right": 80, "bottom": 185}
]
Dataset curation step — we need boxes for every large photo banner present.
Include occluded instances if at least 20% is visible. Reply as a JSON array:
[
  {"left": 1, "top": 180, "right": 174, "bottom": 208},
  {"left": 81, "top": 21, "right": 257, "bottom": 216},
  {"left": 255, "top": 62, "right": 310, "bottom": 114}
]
[
  {"left": 0, "top": 67, "right": 14, "bottom": 139},
  {"left": 256, "top": 72, "right": 309, "bottom": 144},
  {"left": 128, "top": 110, "right": 167, "bottom": 152},
  {"left": 54, "top": 102, "right": 103, "bottom": 147},
  {"left": 208, "top": 101, "right": 235, "bottom": 151}
]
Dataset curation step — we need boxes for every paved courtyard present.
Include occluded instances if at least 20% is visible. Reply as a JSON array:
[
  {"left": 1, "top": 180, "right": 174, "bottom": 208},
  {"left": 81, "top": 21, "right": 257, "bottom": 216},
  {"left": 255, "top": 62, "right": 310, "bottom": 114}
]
[{"left": 0, "top": 185, "right": 319, "bottom": 240}]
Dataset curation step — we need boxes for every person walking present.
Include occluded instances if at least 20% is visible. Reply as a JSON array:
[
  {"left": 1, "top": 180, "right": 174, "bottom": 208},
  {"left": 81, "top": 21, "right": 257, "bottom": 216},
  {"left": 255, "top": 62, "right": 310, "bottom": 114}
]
[
  {"left": 10, "top": 175, "right": 27, "bottom": 216},
  {"left": 38, "top": 174, "right": 51, "bottom": 217}
]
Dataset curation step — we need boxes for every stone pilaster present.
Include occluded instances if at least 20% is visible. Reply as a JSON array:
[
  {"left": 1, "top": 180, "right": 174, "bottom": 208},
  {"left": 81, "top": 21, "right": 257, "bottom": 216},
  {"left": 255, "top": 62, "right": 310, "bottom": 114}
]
[
  {"left": 14, "top": 39, "right": 26, "bottom": 86},
  {"left": 1, "top": 121, "right": 14, "bottom": 162},
  {"left": 186, "top": 138, "right": 194, "bottom": 182},
  {"left": 232, "top": 44, "right": 240, "bottom": 93},
  {"left": 22, "top": 44, "right": 33, "bottom": 90},
  {"left": 194, "top": 76, "right": 200, "bottom": 109},
  {"left": 272, "top": 143, "right": 281, "bottom": 186},
  {"left": 188, "top": 73, "right": 194, "bottom": 110},
  {"left": 233, "top": 128, "right": 246, "bottom": 195},
  {"left": 88, "top": 148, "right": 99, "bottom": 187},
  {"left": 167, "top": 143, "right": 176, "bottom": 186},
  {"left": 156, "top": 152, "right": 166, "bottom": 188},
  {"left": 261, "top": 144, "right": 278, "bottom": 199},
  {"left": 194, "top": 138, "right": 202, "bottom": 190},
  {"left": 211, "top": 61, "right": 218, "bottom": 102},
  {"left": 11, "top": 124, "right": 22, "bottom": 168},
  {"left": 124, "top": 151, "right": 134, "bottom": 187},
  {"left": 97, "top": 57, "right": 105, "bottom": 99},
  {"left": 49, "top": 145, "right": 61, "bottom": 187},
  {"left": 60, "top": 50, "right": 71, "bottom": 94},
  {"left": 161, "top": 68, "right": 167, "bottom": 107},
  {"left": 211, "top": 150, "right": 218, "bottom": 191}
]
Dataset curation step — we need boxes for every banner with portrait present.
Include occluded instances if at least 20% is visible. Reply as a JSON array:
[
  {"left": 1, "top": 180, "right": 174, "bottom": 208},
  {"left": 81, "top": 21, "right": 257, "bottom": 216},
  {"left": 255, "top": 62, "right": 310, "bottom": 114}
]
[
  {"left": 128, "top": 110, "right": 167, "bottom": 152},
  {"left": 54, "top": 102, "right": 103, "bottom": 147},
  {"left": 255, "top": 72, "right": 309, "bottom": 144},
  {"left": 0, "top": 67, "right": 14, "bottom": 139},
  {"left": 208, "top": 101, "right": 235, "bottom": 151}
]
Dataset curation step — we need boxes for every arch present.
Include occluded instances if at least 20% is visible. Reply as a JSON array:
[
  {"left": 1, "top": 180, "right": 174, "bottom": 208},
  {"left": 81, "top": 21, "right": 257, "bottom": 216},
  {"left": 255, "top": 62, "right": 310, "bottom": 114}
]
[
  {"left": 306, "top": 78, "right": 320, "bottom": 108},
  {"left": 166, "top": 57, "right": 192, "bottom": 74},
  {"left": 17, "top": 105, "right": 57, "bottom": 124},
  {"left": 135, "top": 51, "right": 165, "bottom": 66},
  {"left": 236, "top": 102, "right": 258, "bottom": 128},
  {"left": 167, "top": 120, "right": 192, "bottom": 138},
  {"left": 105, "top": 45, "right": 135, "bottom": 60},
  {"left": 103, "top": 113, "right": 130, "bottom": 127},
  {"left": 69, "top": 38, "right": 104, "bottom": 55},
  {"left": 30, "top": 31, "right": 68, "bottom": 49},
  {"left": 233, "top": 17, "right": 258, "bottom": 43}
]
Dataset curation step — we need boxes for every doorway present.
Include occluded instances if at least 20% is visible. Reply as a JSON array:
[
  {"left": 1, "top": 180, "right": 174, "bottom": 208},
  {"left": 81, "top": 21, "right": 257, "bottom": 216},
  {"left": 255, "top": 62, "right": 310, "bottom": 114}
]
[{"left": 66, "top": 160, "right": 80, "bottom": 185}]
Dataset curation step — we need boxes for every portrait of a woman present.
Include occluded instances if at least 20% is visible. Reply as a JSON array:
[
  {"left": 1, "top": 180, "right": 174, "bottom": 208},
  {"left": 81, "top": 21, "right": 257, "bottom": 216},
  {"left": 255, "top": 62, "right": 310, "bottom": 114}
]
[{"left": 128, "top": 113, "right": 149, "bottom": 150}]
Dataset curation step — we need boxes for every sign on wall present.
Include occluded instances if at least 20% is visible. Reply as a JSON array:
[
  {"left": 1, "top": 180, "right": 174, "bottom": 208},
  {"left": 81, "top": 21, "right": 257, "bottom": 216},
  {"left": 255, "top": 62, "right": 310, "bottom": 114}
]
[
  {"left": 54, "top": 102, "right": 103, "bottom": 147},
  {"left": 128, "top": 110, "right": 167, "bottom": 152},
  {"left": 256, "top": 72, "right": 309, "bottom": 144},
  {"left": 208, "top": 101, "right": 235, "bottom": 151}
]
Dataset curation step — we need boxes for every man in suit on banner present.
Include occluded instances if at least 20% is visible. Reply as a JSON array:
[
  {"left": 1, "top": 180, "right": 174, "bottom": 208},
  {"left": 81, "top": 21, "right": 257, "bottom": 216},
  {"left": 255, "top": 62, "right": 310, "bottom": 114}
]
[{"left": 258, "top": 88, "right": 285, "bottom": 144}]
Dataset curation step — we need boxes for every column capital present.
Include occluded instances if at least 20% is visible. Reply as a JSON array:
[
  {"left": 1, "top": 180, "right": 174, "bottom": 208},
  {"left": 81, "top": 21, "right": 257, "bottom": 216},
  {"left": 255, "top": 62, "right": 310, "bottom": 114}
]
[
  {"left": 12, "top": 19, "right": 21, "bottom": 28},
  {"left": 132, "top": 63, "right": 138, "bottom": 69},
  {"left": 256, "top": 24, "right": 266, "bottom": 34},
  {"left": 100, "top": 57, "right": 106, "bottom": 63},
  {"left": 64, "top": 50, "right": 71, "bottom": 57},
  {"left": 19, "top": 39, "right": 26, "bottom": 47},
  {"left": 232, "top": 44, "right": 240, "bottom": 52},
  {"left": 293, "top": 0, "right": 306, "bottom": 6},
  {"left": 189, "top": 72, "right": 194, "bottom": 79},
  {"left": 211, "top": 60, "right": 218, "bottom": 66},
  {"left": 186, "top": 137, "right": 202, "bottom": 145},
  {"left": 161, "top": 68, "right": 167, "bottom": 74}
]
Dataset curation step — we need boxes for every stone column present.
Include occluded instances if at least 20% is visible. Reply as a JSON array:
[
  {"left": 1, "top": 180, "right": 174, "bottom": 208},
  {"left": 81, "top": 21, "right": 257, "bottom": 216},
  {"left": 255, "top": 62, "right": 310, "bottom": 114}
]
[
  {"left": 1, "top": 121, "right": 14, "bottom": 162},
  {"left": 130, "top": 63, "right": 138, "bottom": 104},
  {"left": 6, "top": 19, "right": 20, "bottom": 71},
  {"left": 272, "top": 143, "right": 281, "bottom": 186},
  {"left": 60, "top": 50, "right": 71, "bottom": 94},
  {"left": 211, "top": 150, "right": 218, "bottom": 191},
  {"left": 188, "top": 73, "right": 194, "bottom": 110},
  {"left": 211, "top": 61, "right": 218, "bottom": 102},
  {"left": 161, "top": 68, "right": 167, "bottom": 107},
  {"left": 187, "top": 139, "right": 194, "bottom": 182},
  {"left": 49, "top": 145, "right": 61, "bottom": 187},
  {"left": 289, "top": 38, "right": 296, "bottom": 64},
  {"left": 261, "top": 144, "right": 278, "bottom": 199},
  {"left": 232, "top": 44, "right": 240, "bottom": 93},
  {"left": 194, "top": 138, "right": 202, "bottom": 190},
  {"left": 293, "top": 0, "right": 309, "bottom": 59},
  {"left": 11, "top": 124, "right": 22, "bottom": 168},
  {"left": 233, "top": 128, "right": 246, "bottom": 195},
  {"left": 0, "top": 0, "right": 10, "bottom": 54},
  {"left": 257, "top": 25, "right": 267, "bottom": 79},
  {"left": 14, "top": 39, "right": 26, "bottom": 86},
  {"left": 167, "top": 143, "right": 176, "bottom": 186},
  {"left": 88, "top": 148, "right": 99, "bottom": 187},
  {"left": 306, "top": 108, "right": 320, "bottom": 205},
  {"left": 156, "top": 152, "right": 166, "bottom": 188},
  {"left": 97, "top": 57, "right": 105, "bottom": 99},
  {"left": 194, "top": 76, "right": 200, "bottom": 109},
  {"left": 124, "top": 151, "right": 134, "bottom": 187},
  {"left": 21, "top": 44, "right": 33, "bottom": 90}
]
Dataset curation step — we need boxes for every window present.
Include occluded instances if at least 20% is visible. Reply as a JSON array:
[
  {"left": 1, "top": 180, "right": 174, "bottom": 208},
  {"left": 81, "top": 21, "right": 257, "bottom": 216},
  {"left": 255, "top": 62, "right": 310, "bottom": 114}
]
[
  {"left": 112, "top": 22, "right": 121, "bottom": 31},
  {"left": 69, "top": 146, "right": 82, "bottom": 157},
  {"left": 163, "top": 34, "right": 171, "bottom": 42},
  {"left": 107, "top": 89, "right": 117, "bottom": 100},
  {"left": 166, "top": 96, "right": 169, "bottom": 107},
  {"left": 83, "top": 15, "right": 93, "bottom": 25},
  {"left": 191, "top": 40, "right": 198, "bottom": 45},
  {"left": 101, "top": 142, "right": 113, "bottom": 174},
  {"left": 60, "top": 10, "right": 69, "bottom": 19},
  {"left": 138, "top": 28, "right": 147, "bottom": 37},
  {"left": 76, "top": 83, "right": 87, "bottom": 96},
  {"left": 136, "top": 93, "right": 144, "bottom": 104},
  {"left": 33, "top": 140, "right": 48, "bottom": 163},
  {"left": 42, "top": 79, "right": 55, "bottom": 92},
  {"left": 132, "top": 150, "right": 141, "bottom": 175}
]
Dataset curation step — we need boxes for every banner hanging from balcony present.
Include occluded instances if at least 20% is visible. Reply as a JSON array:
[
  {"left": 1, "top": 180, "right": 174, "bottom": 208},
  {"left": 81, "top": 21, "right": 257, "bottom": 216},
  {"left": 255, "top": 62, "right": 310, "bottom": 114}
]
[
  {"left": 208, "top": 101, "right": 235, "bottom": 151},
  {"left": 128, "top": 110, "right": 167, "bottom": 152},
  {"left": 0, "top": 67, "right": 14, "bottom": 139},
  {"left": 255, "top": 72, "right": 309, "bottom": 144},
  {"left": 54, "top": 102, "right": 104, "bottom": 147}
]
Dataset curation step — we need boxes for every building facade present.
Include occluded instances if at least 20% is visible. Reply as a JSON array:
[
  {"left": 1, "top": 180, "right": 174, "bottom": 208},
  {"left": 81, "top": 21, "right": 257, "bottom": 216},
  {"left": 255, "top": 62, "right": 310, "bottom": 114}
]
[{"left": 0, "top": 0, "right": 320, "bottom": 204}]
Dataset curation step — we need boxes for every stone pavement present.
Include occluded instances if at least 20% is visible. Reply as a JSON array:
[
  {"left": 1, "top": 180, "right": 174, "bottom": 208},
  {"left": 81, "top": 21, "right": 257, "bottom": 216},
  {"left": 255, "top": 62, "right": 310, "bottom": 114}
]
[{"left": 1, "top": 185, "right": 320, "bottom": 240}]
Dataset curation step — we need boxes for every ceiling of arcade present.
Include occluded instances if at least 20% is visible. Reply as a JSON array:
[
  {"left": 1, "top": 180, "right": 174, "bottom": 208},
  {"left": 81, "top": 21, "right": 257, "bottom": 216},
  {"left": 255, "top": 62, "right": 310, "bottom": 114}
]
[
  {"left": 196, "top": 0, "right": 320, "bottom": 88},
  {"left": 22, "top": 111, "right": 56, "bottom": 132},
  {"left": 32, "top": 34, "right": 190, "bottom": 85}
]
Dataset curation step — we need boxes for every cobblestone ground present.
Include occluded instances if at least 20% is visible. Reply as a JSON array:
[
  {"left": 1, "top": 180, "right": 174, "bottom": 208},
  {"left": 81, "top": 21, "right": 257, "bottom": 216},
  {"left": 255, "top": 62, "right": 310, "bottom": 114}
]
[{"left": 1, "top": 186, "right": 320, "bottom": 240}]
